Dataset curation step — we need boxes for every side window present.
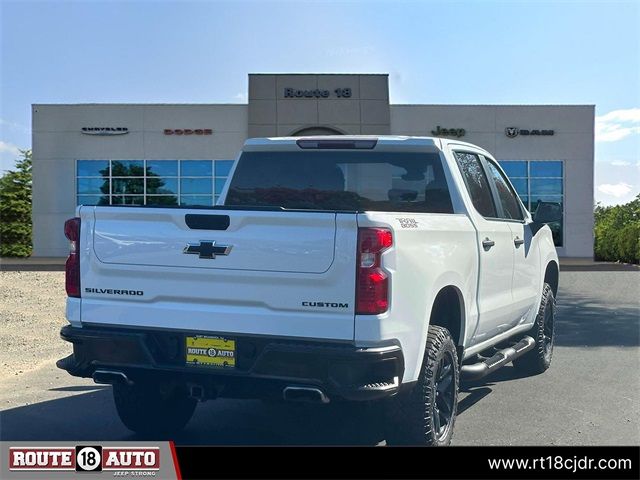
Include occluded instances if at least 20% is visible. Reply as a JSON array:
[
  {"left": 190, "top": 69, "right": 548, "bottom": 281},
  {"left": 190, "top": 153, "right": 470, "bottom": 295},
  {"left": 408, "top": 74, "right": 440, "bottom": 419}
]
[
  {"left": 485, "top": 159, "right": 525, "bottom": 221},
  {"left": 453, "top": 152, "right": 497, "bottom": 218}
]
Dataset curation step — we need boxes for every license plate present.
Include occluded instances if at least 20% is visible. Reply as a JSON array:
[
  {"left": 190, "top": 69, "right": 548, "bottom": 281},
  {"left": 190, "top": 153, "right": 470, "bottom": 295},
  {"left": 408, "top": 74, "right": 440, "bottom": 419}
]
[{"left": 185, "top": 335, "right": 236, "bottom": 368}]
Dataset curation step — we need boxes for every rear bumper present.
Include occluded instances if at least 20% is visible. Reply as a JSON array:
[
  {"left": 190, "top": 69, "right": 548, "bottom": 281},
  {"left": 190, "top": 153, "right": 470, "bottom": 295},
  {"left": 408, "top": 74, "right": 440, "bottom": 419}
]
[{"left": 58, "top": 324, "right": 404, "bottom": 401}]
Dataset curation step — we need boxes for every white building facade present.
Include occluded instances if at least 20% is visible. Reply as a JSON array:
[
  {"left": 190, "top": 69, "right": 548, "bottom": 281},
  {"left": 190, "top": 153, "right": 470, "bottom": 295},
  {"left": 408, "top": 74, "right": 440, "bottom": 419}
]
[{"left": 32, "top": 74, "right": 594, "bottom": 258}]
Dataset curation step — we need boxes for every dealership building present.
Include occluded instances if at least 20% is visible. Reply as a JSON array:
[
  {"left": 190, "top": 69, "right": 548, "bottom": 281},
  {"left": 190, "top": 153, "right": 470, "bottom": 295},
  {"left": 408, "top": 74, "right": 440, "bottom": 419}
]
[{"left": 32, "top": 73, "right": 594, "bottom": 258}]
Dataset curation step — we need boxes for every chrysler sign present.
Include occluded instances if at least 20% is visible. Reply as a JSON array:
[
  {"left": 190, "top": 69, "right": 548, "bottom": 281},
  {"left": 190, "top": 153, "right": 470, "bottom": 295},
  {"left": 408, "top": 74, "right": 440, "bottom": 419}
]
[{"left": 81, "top": 127, "right": 128, "bottom": 135}]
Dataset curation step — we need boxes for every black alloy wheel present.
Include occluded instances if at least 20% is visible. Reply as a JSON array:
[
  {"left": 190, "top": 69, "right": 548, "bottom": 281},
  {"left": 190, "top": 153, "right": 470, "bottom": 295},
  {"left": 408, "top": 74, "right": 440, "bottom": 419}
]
[{"left": 434, "top": 351, "right": 456, "bottom": 440}]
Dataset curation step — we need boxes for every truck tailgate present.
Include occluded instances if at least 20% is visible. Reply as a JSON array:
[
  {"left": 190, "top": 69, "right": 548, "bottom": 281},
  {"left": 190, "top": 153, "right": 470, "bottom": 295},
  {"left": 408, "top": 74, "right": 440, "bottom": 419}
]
[{"left": 79, "top": 207, "right": 358, "bottom": 341}]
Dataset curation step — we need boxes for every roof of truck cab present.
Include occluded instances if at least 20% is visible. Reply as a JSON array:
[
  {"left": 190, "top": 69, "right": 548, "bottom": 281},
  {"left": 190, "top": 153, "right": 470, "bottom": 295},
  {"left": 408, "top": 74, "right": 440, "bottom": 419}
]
[
  {"left": 243, "top": 135, "right": 491, "bottom": 154},
  {"left": 245, "top": 135, "right": 434, "bottom": 146},
  {"left": 244, "top": 135, "right": 444, "bottom": 152}
]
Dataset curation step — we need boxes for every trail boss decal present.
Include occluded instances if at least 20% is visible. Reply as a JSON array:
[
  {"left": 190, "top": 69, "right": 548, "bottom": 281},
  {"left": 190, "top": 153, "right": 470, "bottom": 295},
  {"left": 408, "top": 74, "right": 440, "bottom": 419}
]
[{"left": 397, "top": 218, "right": 419, "bottom": 228}]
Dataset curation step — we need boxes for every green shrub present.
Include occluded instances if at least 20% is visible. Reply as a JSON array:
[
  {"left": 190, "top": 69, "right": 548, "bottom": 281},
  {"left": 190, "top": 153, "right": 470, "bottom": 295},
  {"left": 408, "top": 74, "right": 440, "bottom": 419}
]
[
  {"left": 594, "top": 194, "right": 640, "bottom": 264},
  {"left": 0, "top": 149, "right": 32, "bottom": 257}
]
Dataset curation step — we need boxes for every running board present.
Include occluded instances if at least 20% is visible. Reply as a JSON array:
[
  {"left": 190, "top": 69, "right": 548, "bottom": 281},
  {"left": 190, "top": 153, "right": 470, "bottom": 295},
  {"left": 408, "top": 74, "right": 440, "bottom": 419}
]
[{"left": 461, "top": 336, "right": 535, "bottom": 381}]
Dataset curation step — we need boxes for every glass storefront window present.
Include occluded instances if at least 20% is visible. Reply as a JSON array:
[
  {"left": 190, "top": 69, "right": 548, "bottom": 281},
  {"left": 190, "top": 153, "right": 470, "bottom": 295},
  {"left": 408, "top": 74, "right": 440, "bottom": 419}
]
[
  {"left": 509, "top": 178, "right": 528, "bottom": 197},
  {"left": 530, "top": 178, "right": 562, "bottom": 195},
  {"left": 112, "top": 178, "right": 144, "bottom": 195},
  {"left": 77, "top": 178, "right": 106, "bottom": 195},
  {"left": 215, "top": 160, "right": 234, "bottom": 177},
  {"left": 146, "top": 195, "right": 178, "bottom": 206},
  {"left": 500, "top": 161, "right": 527, "bottom": 178},
  {"left": 215, "top": 178, "right": 227, "bottom": 195},
  {"left": 111, "top": 195, "right": 144, "bottom": 205},
  {"left": 77, "top": 195, "right": 109, "bottom": 206},
  {"left": 181, "top": 160, "right": 212, "bottom": 177},
  {"left": 146, "top": 177, "right": 178, "bottom": 195},
  {"left": 77, "top": 160, "right": 109, "bottom": 177},
  {"left": 181, "top": 178, "right": 212, "bottom": 195},
  {"left": 530, "top": 161, "right": 562, "bottom": 177},
  {"left": 180, "top": 195, "right": 213, "bottom": 206},
  {"left": 146, "top": 160, "right": 178, "bottom": 177},
  {"left": 111, "top": 160, "right": 144, "bottom": 176},
  {"left": 77, "top": 160, "right": 232, "bottom": 208},
  {"left": 499, "top": 160, "right": 564, "bottom": 247}
]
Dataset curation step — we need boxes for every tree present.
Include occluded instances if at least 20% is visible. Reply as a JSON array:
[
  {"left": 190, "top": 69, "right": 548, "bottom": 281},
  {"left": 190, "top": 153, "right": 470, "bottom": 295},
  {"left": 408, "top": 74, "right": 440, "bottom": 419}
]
[
  {"left": 594, "top": 194, "right": 640, "bottom": 264},
  {"left": 0, "top": 149, "right": 32, "bottom": 257}
]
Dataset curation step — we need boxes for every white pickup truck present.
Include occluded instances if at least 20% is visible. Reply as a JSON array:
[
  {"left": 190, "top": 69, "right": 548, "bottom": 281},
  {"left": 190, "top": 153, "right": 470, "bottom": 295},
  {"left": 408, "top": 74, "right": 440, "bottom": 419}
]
[{"left": 58, "top": 136, "right": 560, "bottom": 446}]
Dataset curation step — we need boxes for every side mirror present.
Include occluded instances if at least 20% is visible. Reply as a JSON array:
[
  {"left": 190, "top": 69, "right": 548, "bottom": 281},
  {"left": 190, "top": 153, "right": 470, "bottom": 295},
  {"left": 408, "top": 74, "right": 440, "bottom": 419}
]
[
  {"left": 531, "top": 201, "right": 562, "bottom": 236},
  {"left": 533, "top": 201, "right": 563, "bottom": 224}
]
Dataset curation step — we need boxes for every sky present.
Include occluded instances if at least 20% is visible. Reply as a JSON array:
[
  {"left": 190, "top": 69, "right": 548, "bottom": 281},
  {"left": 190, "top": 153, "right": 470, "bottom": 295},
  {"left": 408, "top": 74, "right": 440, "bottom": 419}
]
[{"left": 1, "top": 0, "right": 638, "bottom": 206}]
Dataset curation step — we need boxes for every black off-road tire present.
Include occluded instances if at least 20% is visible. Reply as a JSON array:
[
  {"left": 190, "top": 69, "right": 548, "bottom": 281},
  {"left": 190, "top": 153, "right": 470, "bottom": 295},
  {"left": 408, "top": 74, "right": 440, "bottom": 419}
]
[
  {"left": 513, "top": 283, "right": 556, "bottom": 375},
  {"left": 113, "top": 381, "right": 197, "bottom": 436},
  {"left": 384, "top": 325, "right": 459, "bottom": 446}
]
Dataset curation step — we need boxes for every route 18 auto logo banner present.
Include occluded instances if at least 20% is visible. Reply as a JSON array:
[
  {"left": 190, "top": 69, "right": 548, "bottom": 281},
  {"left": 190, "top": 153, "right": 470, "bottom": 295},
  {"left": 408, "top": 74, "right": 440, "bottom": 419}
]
[{"left": 1, "top": 442, "right": 180, "bottom": 479}]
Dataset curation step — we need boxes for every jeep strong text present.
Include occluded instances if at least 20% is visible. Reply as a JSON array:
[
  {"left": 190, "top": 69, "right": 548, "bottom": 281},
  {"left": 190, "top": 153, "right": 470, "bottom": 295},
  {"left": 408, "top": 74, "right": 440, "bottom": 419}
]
[{"left": 58, "top": 136, "right": 560, "bottom": 446}]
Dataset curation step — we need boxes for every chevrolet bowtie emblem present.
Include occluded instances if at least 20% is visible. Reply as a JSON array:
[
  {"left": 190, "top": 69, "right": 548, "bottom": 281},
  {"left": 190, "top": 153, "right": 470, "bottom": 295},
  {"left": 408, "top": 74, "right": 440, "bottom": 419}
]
[{"left": 183, "top": 241, "right": 233, "bottom": 259}]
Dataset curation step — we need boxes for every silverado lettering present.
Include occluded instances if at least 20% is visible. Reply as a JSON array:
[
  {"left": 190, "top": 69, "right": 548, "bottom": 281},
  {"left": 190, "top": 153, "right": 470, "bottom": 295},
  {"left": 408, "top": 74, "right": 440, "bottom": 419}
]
[{"left": 84, "top": 288, "right": 144, "bottom": 296}]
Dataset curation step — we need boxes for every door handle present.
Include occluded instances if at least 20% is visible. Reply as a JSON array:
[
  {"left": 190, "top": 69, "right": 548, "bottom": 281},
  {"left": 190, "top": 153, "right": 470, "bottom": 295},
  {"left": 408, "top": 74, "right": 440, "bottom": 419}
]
[
  {"left": 482, "top": 238, "right": 495, "bottom": 249},
  {"left": 514, "top": 237, "right": 525, "bottom": 247}
]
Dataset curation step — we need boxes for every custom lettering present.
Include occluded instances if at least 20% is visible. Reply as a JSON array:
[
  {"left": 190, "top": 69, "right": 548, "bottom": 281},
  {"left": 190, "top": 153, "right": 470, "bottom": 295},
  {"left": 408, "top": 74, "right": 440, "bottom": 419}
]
[{"left": 302, "top": 301, "right": 349, "bottom": 308}]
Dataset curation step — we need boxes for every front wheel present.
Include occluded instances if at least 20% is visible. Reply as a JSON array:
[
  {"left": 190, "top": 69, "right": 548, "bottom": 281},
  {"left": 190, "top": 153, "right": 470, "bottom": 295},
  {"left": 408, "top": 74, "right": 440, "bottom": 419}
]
[
  {"left": 384, "top": 325, "right": 459, "bottom": 446},
  {"left": 513, "top": 283, "right": 556, "bottom": 375},
  {"left": 113, "top": 381, "right": 197, "bottom": 436}
]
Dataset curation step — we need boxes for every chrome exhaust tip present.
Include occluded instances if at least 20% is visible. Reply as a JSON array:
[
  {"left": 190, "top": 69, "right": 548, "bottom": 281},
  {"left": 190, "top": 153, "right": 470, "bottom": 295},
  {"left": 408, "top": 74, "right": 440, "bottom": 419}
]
[
  {"left": 283, "top": 386, "right": 330, "bottom": 404},
  {"left": 92, "top": 369, "right": 133, "bottom": 386}
]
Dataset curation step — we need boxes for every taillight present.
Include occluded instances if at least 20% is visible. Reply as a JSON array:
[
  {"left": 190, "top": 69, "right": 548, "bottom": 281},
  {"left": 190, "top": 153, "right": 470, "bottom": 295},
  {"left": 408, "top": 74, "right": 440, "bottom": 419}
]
[
  {"left": 356, "top": 228, "right": 392, "bottom": 314},
  {"left": 64, "top": 217, "right": 81, "bottom": 297}
]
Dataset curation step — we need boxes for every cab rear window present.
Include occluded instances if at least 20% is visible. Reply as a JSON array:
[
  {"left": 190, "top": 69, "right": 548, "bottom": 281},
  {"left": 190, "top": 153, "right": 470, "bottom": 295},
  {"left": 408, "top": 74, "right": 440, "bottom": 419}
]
[{"left": 225, "top": 151, "right": 453, "bottom": 213}]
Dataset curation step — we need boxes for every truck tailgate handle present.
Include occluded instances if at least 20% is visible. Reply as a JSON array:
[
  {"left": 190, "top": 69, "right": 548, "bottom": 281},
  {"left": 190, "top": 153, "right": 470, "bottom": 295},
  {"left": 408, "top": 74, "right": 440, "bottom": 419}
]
[{"left": 185, "top": 214, "right": 230, "bottom": 231}]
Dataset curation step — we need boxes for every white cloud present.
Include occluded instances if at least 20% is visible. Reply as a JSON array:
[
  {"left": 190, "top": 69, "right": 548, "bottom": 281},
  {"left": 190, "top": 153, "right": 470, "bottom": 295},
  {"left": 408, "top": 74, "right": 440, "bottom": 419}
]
[
  {"left": 233, "top": 92, "right": 248, "bottom": 103},
  {"left": 597, "top": 182, "right": 634, "bottom": 198},
  {"left": 0, "top": 118, "right": 30, "bottom": 134},
  {"left": 0, "top": 140, "right": 20, "bottom": 156},
  {"left": 595, "top": 107, "right": 640, "bottom": 142},
  {"left": 0, "top": 141, "right": 22, "bottom": 173},
  {"left": 610, "top": 160, "right": 632, "bottom": 166}
]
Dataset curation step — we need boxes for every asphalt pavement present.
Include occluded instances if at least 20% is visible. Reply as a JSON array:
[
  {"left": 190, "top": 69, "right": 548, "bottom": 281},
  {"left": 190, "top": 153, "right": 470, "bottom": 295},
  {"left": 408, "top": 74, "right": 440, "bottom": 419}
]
[{"left": 1, "top": 271, "right": 638, "bottom": 445}]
